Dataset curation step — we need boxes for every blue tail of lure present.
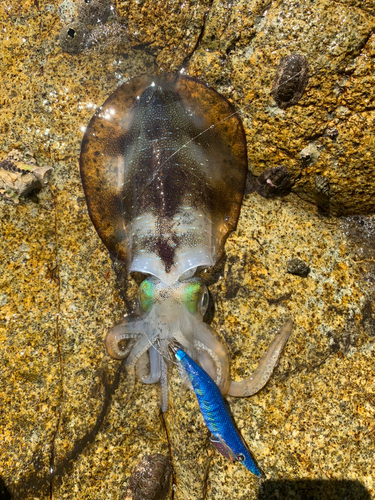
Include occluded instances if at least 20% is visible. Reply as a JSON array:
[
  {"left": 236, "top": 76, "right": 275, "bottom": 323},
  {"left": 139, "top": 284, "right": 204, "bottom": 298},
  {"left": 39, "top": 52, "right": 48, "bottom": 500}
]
[{"left": 169, "top": 342, "right": 263, "bottom": 477}]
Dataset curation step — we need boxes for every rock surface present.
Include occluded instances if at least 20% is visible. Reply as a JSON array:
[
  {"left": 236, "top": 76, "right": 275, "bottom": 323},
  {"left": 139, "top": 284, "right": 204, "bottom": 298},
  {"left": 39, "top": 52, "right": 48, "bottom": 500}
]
[{"left": 0, "top": 0, "right": 374, "bottom": 499}]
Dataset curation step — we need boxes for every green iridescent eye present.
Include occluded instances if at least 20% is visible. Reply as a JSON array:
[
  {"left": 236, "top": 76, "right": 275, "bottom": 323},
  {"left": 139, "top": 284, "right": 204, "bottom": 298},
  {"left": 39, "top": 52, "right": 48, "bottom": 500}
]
[
  {"left": 183, "top": 281, "right": 208, "bottom": 315},
  {"left": 184, "top": 282, "right": 202, "bottom": 314},
  {"left": 139, "top": 279, "right": 156, "bottom": 313}
]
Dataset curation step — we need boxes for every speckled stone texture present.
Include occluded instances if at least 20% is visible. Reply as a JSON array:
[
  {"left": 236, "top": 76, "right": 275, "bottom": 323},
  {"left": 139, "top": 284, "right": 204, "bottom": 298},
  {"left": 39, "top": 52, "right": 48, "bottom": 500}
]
[
  {"left": 0, "top": 0, "right": 374, "bottom": 499},
  {"left": 116, "top": 0, "right": 211, "bottom": 70},
  {"left": 189, "top": 0, "right": 375, "bottom": 215}
]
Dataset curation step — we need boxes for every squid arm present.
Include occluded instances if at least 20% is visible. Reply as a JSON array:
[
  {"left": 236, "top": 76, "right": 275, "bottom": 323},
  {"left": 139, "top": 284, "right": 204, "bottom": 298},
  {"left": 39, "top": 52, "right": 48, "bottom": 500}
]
[{"left": 227, "top": 319, "right": 293, "bottom": 397}]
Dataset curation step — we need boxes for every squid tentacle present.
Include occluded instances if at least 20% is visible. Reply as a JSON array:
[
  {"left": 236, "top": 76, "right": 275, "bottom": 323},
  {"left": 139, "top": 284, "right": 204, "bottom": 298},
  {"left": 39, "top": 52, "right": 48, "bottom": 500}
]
[
  {"left": 106, "top": 333, "right": 141, "bottom": 360},
  {"left": 196, "top": 348, "right": 217, "bottom": 385},
  {"left": 159, "top": 354, "right": 169, "bottom": 412},
  {"left": 105, "top": 317, "right": 144, "bottom": 360},
  {"left": 227, "top": 319, "right": 293, "bottom": 397},
  {"left": 121, "top": 334, "right": 160, "bottom": 406},
  {"left": 102, "top": 276, "right": 292, "bottom": 411},
  {"left": 194, "top": 340, "right": 224, "bottom": 389},
  {"left": 191, "top": 323, "right": 231, "bottom": 395},
  {"left": 137, "top": 346, "right": 162, "bottom": 384}
]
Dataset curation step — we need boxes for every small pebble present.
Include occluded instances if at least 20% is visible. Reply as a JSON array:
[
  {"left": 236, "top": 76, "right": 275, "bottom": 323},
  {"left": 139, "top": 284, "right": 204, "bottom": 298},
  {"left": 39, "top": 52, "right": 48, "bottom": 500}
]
[
  {"left": 255, "top": 166, "right": 292, "bottom": 198},
  {"left": 272, "top": 54, "right": 309, "bottom": 109},
  {"left": 124, "top": 454, "right": 172, "bottom": 500},
  {"left": 325, "top": 127, "right": 339, "bottom": 140},
  {"left": 299, "top": 143, "right": 320, "bottom": 166},
  {"left": 287, "top": 258, "right": 311, "bottom": 278}
]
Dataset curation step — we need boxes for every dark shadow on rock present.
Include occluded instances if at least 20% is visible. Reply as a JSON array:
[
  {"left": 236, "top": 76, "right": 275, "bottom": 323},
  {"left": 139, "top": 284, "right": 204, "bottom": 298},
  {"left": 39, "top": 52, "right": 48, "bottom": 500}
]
[
  {"left": 258, "top": 479, "right": 370, "bottom": 500},
  {"left": 0, "top": 477, "right": 11, "bottom": 500},
  {"left": 8, "top": 362, "right": 124, "bottom": 499}
]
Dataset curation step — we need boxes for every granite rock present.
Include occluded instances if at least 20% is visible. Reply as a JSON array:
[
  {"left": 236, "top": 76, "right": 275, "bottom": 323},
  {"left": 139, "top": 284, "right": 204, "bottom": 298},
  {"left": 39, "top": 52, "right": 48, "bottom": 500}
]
[
  {"left": 189, "top": 0, "right": 375, "bottom": 215},
  {"left": 0, "top": 0, "right": 374, "bottom": 499}
]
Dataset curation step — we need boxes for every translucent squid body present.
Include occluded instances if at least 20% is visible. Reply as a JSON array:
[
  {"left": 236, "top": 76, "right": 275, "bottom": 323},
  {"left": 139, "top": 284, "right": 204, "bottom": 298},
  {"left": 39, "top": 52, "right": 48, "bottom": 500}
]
[{"left": 80, "top": 73, "right": 293, "bottom": 412}]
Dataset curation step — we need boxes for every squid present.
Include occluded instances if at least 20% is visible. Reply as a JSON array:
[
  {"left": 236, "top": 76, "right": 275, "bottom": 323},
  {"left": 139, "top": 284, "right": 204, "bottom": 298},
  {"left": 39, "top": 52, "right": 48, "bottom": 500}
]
[{"left": 80, "top": 73, "right": 292, "bottom": 411}]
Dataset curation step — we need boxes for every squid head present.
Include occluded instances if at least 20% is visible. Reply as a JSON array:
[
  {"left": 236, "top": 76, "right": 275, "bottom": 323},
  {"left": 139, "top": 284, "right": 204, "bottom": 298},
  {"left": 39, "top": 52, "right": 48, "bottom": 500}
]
[{"left": 105, "top": 276, "right": 234, "bottom": 411}]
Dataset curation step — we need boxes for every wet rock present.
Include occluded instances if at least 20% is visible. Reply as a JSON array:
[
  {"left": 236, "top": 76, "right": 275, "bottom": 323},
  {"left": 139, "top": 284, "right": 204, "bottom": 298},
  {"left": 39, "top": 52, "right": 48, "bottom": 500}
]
[
  {"left": 59, "top": 21, "right": 89, "bottom": 54},
  {"left": 85, "top": 21, "right": 129, "bottom": 51},
  {"left": 77, "top": 0, "right": 112, "bottom": 26},
  {"left": 116, "top": 0, "right": 209, "bottom": 70},
  {"left": 57, "top": 0, "right": 77, "bottom": 24},
  {"left": 189, "top": 0, "right": 375, "bottom": 215},
  {"left": 341, "top": 214, "right": 375, "bottom": 286}
]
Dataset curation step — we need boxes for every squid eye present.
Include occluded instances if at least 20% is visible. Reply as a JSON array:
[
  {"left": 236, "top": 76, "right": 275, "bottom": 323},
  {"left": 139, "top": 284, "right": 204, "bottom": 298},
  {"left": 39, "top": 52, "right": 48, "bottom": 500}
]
[
  {"left": 139, "top": 279, "right": 156, "bottom": 313},
  {"left": 183, "top": 281, "right": 209, "bottom": 315},
  {"left": 236, "top": 453, "right": 245, "bottom": 462},
  {"left": 200, "top": 286, "right": 209, "bottom": 316}
]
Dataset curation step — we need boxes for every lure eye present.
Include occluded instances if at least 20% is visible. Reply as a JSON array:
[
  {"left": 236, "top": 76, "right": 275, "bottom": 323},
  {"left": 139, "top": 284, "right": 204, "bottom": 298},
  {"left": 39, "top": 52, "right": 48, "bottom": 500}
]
[
  {"left": 236, "top": 453, "right": 245, "bottom": 462},
  {"left": 199, "top": 286, "right": 209, "bottom": 316}
]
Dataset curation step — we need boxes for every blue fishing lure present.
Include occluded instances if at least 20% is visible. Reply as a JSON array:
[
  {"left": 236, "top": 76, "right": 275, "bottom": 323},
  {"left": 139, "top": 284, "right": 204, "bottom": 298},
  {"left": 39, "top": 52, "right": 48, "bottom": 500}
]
[{"left": 169, "top": 342, "right": 263, "bottom": 477}]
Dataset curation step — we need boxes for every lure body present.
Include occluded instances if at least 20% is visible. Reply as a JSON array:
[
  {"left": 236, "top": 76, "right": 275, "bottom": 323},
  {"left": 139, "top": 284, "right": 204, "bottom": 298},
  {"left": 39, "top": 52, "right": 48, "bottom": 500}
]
[
  {"left": 170, "top": 342, "right": 262, "bottom": 477},
  {"left": 80, "top": 73, "right": 293, "bottom": 411}
]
